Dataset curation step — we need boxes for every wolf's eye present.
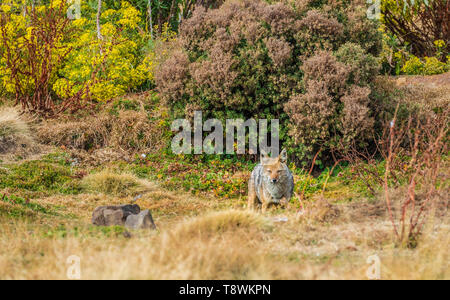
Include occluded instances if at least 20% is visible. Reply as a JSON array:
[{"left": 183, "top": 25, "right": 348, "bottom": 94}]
[{"left": 277, "top": 170, "right": 282, "bottom": 173}]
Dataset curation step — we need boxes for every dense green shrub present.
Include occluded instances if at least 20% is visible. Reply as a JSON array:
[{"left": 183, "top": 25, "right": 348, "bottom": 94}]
[{"left": 156, "top": 0, "right": 382, "bottom": 164}]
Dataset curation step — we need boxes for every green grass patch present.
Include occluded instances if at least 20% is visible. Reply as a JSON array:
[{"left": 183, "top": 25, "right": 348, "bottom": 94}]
[
  {"left": 128, "top": 152, "right": 387, "bottom": 201},
  {"left": 0, "top": 194, "right": 59, "bottom": 218},
  {"left": 131, "top": 153, "right": 256, "bottom": 198},
  {"left": 0, "top": 160, "right": 82, "bottom": 197}
]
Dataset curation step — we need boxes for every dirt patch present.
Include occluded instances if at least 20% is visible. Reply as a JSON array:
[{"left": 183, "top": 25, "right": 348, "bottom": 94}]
[
  {"left": 341, "top": 200, "right": 387, "bottom": 223},
  {"left": 394, "top": 72, "right": 450, "bottom": 87}
]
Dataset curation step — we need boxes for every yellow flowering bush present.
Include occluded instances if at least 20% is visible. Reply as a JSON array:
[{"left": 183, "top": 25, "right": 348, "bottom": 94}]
[
  {"left": 401, "top": 55, "right": 425, "bottom": 75},
  {"left": 380, "top": 1, "right": 449, "bottom": 76},
  {"left": 422, "top": 57, "right": 448, "bottom": 75},
  {"left": 380, "top": 26, "right": 450, "bottom": 76},
  {"left": 0, "top": 0, "right": 176, "bottom": 113},
  {"left": 0, "top": 1, "right": 84, "bottom": 115},
  {"left": 53, "top": 1, "right": 150, "bottom": 102},
  {"left": 402, "top": 55, "right": 449, "bottom": 76}
]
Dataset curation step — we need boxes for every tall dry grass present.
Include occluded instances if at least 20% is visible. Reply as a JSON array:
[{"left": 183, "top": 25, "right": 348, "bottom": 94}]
[
  {"left": 0, "top": 106, "right": 42, "bottom": 160},
  {"left": 0, "top": 107, "right": 31, "bottom": 153},
  {"left": 81, "top": 169, "right": 156, "bottom": 197},
  {"left": 36, "top": 96, "right": 167, "bottom": 164}
]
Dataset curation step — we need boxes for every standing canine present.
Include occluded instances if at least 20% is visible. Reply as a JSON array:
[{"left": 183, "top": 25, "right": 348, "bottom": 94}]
[{"left": 248, "top": 149, "right": 294, "bottom": 212}]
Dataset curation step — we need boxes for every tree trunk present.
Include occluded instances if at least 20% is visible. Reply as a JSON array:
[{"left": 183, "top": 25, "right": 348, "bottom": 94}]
[
  {"left": 96, "top": 0, "right": 103, "bottom": 54},
  {"left": 148, "top": 0, "right": 153, "bottom": 38}
]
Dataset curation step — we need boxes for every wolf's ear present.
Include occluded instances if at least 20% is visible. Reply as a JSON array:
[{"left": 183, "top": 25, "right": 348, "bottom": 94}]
[
  {"left": 279, "top": 148, "right": 287, "bottom": 163},
  {"left": 260, "top": 149, "right": 269, "bottom": 163}
]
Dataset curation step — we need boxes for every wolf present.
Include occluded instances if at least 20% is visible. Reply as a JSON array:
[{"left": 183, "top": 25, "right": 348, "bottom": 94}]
[{"left": 248, "top": 149, "right": 294, "bottom": 212}]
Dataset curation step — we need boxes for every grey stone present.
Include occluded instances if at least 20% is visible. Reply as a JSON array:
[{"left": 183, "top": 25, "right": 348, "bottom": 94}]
[
  {"left": 92, "top": 204, "right": 141, "bottom": 226},
  {"left": 120, "top": 204, "right": 141, "bottom": 218},
  {"left": 103, "top": 209, "right": 124, "bottom": 226},
  {"left": 125, "top": 209, "right": 156, "bottom": 230},
  {"left": 122, "top": 231, "right": 132, "bottom": 239}
]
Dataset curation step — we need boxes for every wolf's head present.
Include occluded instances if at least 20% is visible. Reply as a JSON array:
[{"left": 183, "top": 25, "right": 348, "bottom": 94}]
[{"left": 260, "top": 149, "right": 288, "bottom": 184}]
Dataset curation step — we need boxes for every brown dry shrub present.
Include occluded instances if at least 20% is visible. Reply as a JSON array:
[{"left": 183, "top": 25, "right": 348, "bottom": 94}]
[
  {"left": 157, "top": 0, "right": 380, "bottom": 114},
  {"left": 156, "top": 0, "right": 381, "bottom": 163},
  {"left": 108, "top": 110, "right": 163, "bottom": 152},
  {"left": 37, "top": 114, "right": 111, "bottom": 151},
  {"left": 285, "top": 50, "right": 378, "bottom": 158}
]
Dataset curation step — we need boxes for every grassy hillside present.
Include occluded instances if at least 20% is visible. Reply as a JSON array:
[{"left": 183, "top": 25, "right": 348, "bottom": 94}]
[{"left": 0, "top": 74, "right": 448, "bottom": 279}]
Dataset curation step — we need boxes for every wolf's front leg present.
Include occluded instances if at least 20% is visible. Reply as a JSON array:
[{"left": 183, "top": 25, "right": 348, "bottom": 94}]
[
  {"left": 261, "top": 201, "right": 269, "bottom": 213},
  {"left": 247, "top": 178, "right": 258, "bottom": 211}
]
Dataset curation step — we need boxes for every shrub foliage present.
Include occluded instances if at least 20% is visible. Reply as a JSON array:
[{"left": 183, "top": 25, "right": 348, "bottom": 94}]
[{"left": 156, "top": 0, "right": 382, "bottom": 163}]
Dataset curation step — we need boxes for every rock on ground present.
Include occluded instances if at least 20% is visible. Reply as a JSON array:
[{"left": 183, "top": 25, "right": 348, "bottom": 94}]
[
  {"left": 125, "top": 209, "right": 157, "bottom": 230},
  {"left": 92, "top": 204, "right": 140, "bottom": 226}
]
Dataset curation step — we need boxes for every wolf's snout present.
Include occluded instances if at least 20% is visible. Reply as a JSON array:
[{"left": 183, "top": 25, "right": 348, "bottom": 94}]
[{"left": 271, "top": 178, "right": 278, "bottom": 184}]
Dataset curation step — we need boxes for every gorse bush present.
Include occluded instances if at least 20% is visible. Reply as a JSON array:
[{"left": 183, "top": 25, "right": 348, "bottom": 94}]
[
  {"left": 156, "top": 0, "right": 382, "bottom": 164},
  {"left": 0, "top": 1, "right": 87, "bottom": 116},
  {"left": 53, "top": 1, "right": 150, "bottom": 102},
  {"left": 0, "top": 0, "right": 173, "bottom": 116}
]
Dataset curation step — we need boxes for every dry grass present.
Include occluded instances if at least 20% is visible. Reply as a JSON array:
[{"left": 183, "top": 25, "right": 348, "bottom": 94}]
[
  {"left": 394, "top": 72, "right": 450, "bottom": 111},
  {"left": 0, "top": 77, "right": 448, "bottom": 280},
  {"left": 0, "top": 203, "right": 448, "bottom": 280},
  {"left": 171, "top": 209, "right": 269, "bottom": 238},
  {"left": 0, "top": 154, "right": 447, "bottom": 279},
  {"left": 0, "top": 106, "right": 41, "bottom": 159},
  {"left": 81, "top": 169, "right": 156, "bottom": 197},
  {"left": 36, "top": 94, "right": 167, "bottom": 165}
]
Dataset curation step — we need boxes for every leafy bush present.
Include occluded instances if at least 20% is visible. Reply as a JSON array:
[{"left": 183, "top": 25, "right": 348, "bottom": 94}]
[
  {"left": 0, "top": 1, "right": 87, "bottom": 116},
  {"left": 156, "top": 0, "right": 382, "bottom": 163},
  {"left": 0, "top": 0, "right": 171, "bottom": 116}
]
